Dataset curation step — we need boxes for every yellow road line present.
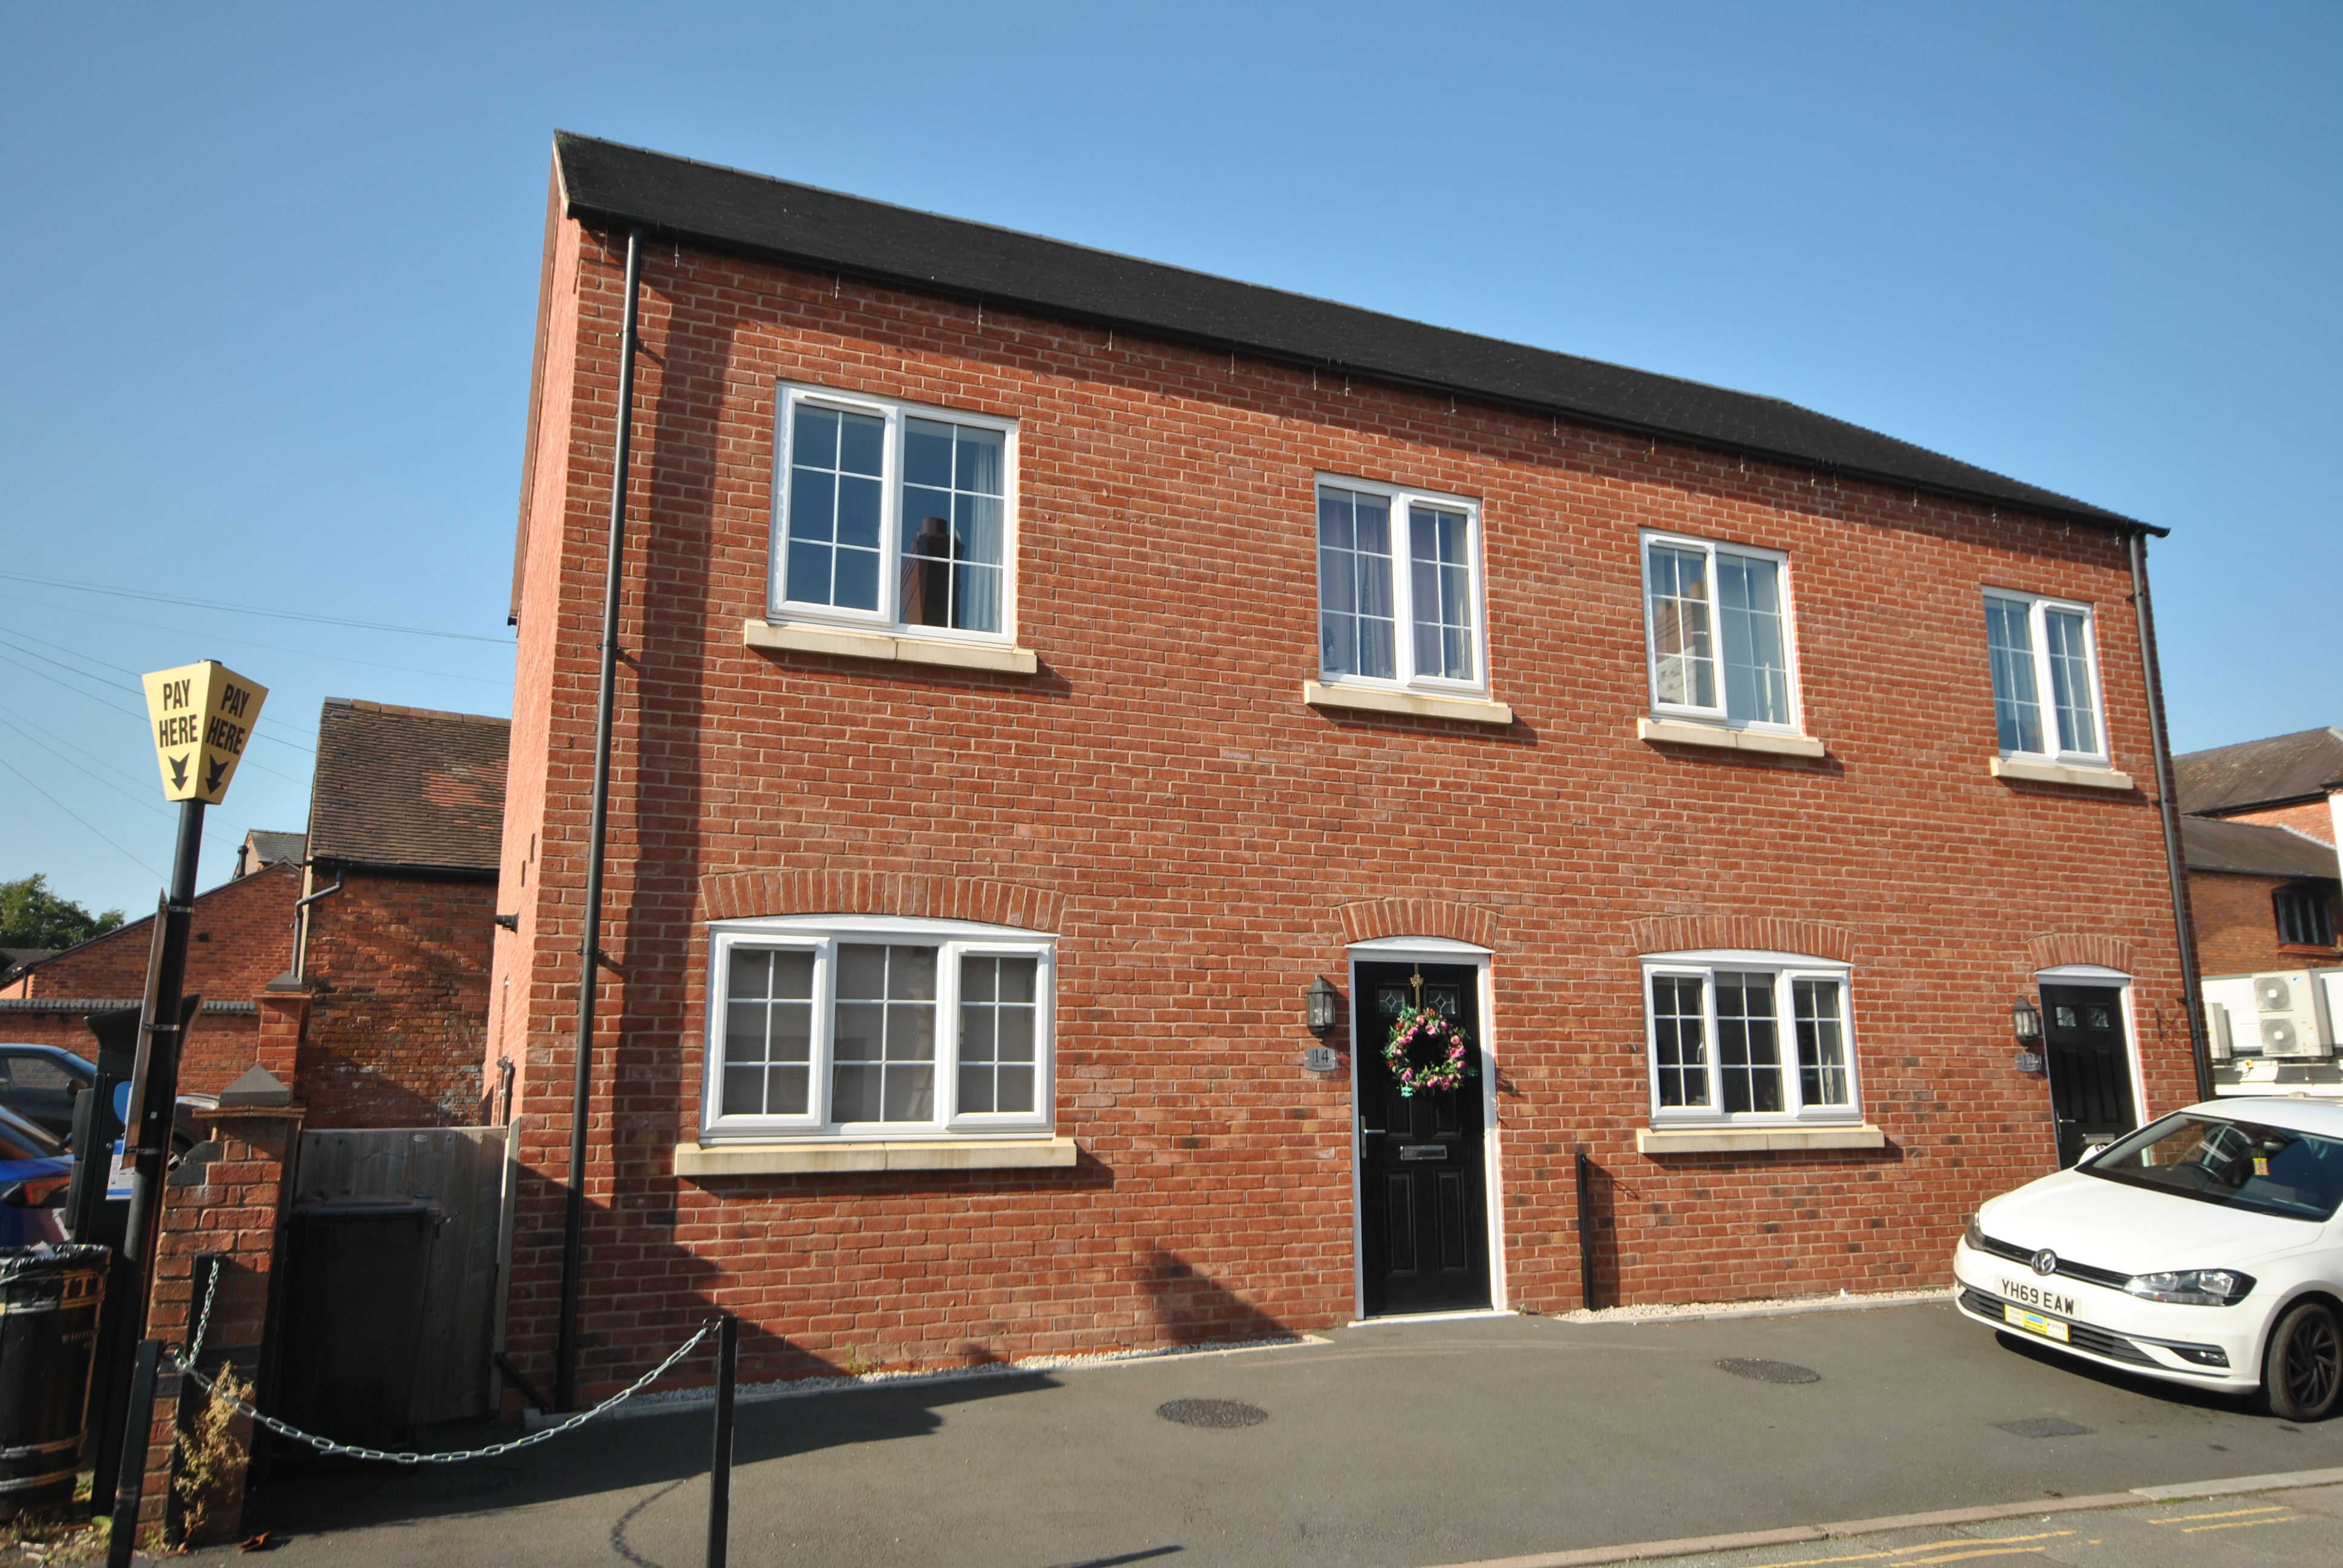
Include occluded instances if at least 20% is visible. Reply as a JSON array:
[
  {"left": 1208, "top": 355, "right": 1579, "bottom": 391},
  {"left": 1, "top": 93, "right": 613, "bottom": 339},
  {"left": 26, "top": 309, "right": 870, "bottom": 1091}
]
[
  {"left": 1898, "top": 1550, "right": 2046, "bottom": 1566},
  {"left": 2149, "top": 1504, "right": 2289, "bottom": 1524},
  {"left": 1758, "top": 1532, "right": 2074, "bottom": 1568},
  {"left": 2181, "top": 1517, "right": 2299, "bottom": 1535}
]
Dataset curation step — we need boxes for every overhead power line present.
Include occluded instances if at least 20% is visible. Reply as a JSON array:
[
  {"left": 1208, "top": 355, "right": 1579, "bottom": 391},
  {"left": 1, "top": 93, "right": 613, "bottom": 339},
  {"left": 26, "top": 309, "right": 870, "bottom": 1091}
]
[
  {"left": 0, "top": 648, "right": 311, "bottom": 785},
  {"left": 0, "top": 635, "right": 315, "bottom": 759},
  {"left": 0, "top": 569, "right": 514, "bottom": 646},
  {"left": 0, "top": 753, "right": 165, "bottom": 881},
  {"left": 0, "top": 594, "right": 513, "bottom": 688}
]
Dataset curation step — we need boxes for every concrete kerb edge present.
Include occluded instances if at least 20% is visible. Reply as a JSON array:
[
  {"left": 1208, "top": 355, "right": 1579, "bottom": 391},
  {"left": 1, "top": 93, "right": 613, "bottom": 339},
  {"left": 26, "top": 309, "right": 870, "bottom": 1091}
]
[
  {"left": 1547, "top": 1285, "right": 1955, "bottom": 1328},
  {"left": 531, "top": 1330, "right": 1335, "bottom": 1428},
  {"left": 1421, "top": 1467, "right": 2343, "bottom": 1568}
]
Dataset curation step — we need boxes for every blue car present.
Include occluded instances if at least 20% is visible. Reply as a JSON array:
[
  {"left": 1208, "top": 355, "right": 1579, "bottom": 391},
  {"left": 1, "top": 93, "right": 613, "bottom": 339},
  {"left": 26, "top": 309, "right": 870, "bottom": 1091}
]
[{"left": 0, "top": 1104, "right": 73, "bottom": 1247}]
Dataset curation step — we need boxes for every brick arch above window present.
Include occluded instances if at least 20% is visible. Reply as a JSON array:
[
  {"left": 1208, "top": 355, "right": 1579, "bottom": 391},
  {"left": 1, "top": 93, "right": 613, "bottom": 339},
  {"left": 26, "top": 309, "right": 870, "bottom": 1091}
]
[
  {"left": 2024, "top": 932, "right": 2137, "bottom": 976},
  {"left": 1630, "top": 915, "right": 1855, "bottom": 964},
  {"left": 1336, "top": 898, "right": 1499, "bottom": 950},
  {"left": 698, "top": 870, "right": 1063, "bottom": 933}
]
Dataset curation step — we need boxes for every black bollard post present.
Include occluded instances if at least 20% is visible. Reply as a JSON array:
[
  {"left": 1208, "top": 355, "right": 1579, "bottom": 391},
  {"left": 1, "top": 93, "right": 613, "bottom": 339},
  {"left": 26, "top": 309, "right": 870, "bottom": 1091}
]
[
  {"left": 706, "top": 1313, "right": 737, "bottom": 1568},
  {"left": 105, "top": 1338, "right": 162, "bottom": 1568}
]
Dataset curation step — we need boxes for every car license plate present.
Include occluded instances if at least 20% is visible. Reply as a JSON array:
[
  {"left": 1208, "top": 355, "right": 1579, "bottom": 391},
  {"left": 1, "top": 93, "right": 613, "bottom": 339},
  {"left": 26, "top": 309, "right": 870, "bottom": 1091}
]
[{"left": 2004, "top": 1303, "right": 2069, "bottom": 1343}]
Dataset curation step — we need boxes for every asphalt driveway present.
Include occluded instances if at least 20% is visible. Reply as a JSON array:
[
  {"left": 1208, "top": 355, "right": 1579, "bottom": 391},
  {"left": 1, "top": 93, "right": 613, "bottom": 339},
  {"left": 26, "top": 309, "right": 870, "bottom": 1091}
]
[{"left": 203, "top": 1298, "right": 2343, "bottom": 1568}]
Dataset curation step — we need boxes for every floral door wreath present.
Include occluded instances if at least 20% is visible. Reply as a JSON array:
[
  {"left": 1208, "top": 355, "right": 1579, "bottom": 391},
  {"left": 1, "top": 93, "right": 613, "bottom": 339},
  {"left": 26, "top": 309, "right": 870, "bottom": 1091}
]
[{"left": 1383, "top": 967, "right": 1475, "bottom": 1097}]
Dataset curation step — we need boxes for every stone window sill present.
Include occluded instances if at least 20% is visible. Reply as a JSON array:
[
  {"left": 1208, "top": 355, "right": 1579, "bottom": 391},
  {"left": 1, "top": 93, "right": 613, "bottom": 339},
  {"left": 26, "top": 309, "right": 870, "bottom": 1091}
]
[
  {"left": 742, "top": 618, "right": 1038, "bottom": 675},
  {"left": 1989, "top": 757, "right": 2134, "bottom": 791},
  {"left": 1636, "top": 1124, "right": 1886, "bottom": 1155},
  {"left": 1637, "top": 717, "right": 1827, "bottom": 759},
  {"left": 2277, "top": 945, "right": 2341, "bottom": 959},
  {"left": 1303, "top": 681, "right": 1513, "bottom": 726},
  {"left": 674, "top": 1135, "right": 1077, "bottom": 1176}
]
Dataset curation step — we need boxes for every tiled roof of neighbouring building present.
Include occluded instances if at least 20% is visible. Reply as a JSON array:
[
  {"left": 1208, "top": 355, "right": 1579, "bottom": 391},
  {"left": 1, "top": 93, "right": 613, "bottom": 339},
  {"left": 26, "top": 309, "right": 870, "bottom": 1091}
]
[
  {"left": 306, "top": 700, "right": 509, "bottom": 874},
  {"left": 551, "top": 131, "right": 2149, "bottom": 534},
  {"left": 2180, "top": 816, "right": 2341, "bottom": 881},
  {"left": 2174, "top": 728, "right": 2343, "bottom": 817}
]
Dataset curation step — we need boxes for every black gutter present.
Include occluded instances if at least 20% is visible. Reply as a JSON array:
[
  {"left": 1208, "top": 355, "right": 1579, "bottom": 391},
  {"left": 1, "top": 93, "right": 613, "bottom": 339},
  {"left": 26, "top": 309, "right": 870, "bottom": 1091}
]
[
  {"left": 556, "top": 225, "right": 643, "bottom": 1413},
  {"left": 2129, "top": 530, "right": 2212, "bottom": 1102}
]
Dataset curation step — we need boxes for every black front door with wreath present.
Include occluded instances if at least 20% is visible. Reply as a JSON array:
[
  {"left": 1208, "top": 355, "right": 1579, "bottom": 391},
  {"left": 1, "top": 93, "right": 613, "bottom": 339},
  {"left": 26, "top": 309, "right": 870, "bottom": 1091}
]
[{"left": 1354, "top": 959, "right": 1491, "bottom": 1316}]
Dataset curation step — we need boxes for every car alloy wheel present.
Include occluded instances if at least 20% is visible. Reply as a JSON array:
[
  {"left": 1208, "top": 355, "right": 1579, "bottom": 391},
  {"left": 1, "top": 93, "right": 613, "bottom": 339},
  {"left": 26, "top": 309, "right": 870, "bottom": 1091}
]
[{"left": 2263, "top": 1299, "right": 2343, "bottom": 1422}]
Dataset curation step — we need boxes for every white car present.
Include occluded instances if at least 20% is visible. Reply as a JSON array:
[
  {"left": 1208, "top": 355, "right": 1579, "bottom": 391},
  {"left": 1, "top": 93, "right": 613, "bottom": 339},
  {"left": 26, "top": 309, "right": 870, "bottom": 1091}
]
[{"left": 1951, "top": 1096, "right": 2343, "bottom": 1420}]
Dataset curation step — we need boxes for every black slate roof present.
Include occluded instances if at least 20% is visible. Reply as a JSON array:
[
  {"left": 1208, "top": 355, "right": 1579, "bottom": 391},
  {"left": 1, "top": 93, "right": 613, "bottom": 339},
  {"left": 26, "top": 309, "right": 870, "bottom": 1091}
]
[
  {"left": 307, "top": 701, "right": 509, "bottom": 875},
  {"left": 552, "top": 132, "right": 2150, "bottom": 535},
  {"left": 2181, "top": 816, "right": 2341, "bottom": 881},
  {"left": 2175, "top": 728, "right": 2343, "bottom": 817}
]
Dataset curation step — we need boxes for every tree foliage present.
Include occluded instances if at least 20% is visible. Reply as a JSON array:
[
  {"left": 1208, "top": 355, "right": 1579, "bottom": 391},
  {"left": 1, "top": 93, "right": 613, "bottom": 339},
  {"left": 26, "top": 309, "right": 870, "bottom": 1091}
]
[{"left": 0, "top": 874, "right": 126, "bottom": 950}]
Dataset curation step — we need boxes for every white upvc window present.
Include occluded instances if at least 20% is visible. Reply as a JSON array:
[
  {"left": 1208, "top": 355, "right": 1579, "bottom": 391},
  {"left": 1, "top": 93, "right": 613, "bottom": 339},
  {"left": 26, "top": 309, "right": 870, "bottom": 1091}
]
[
  {"left": 1316, "top": 476, "right": 1488, "bottom": 694},
  {"left": 703, "top": 916, "right": 1054, "bottom": 1140},
  {"left": 1982, "top": 590, "right": 2107, "bottom": 765},
  {"left": 770, "top": 382, "right": 1018, "bottom": 642},
  {"left": 1640, "top": 532, "right": 1802, "bottom": 732},
  {"left": 1640, "top": 952, "right": 1861, "bottom": 1126}
]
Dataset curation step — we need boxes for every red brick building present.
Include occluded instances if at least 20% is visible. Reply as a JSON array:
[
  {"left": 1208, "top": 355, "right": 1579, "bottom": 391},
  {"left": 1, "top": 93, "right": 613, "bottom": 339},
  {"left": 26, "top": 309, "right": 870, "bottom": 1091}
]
[
  {"left": 274, "top": 699, "right": 508, "bottom": 1126},
  {"left": 2174, "top": 729, "right": 2343, "bottom": 1095},
  {"left": 487, "top": 133, "right": 2206, "bottom": 1397},
  {"left": 0, "top": 860, "right": 297, "bottom": 1094}
]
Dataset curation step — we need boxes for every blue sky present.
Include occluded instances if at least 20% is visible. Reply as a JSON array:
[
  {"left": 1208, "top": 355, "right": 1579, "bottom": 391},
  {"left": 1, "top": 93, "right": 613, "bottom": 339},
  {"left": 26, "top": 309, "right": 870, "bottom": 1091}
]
[{"left": 2, "top": 2, "right": 2336, "bottom": 918}]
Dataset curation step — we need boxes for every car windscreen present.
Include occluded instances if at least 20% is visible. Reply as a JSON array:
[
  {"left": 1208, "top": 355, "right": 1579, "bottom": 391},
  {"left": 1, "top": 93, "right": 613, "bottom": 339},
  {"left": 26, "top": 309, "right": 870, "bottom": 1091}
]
[
  {"left": 0, "top": 1104, "right": 64, "bottom": 1161},
  {"left": 2085, "top": 1112, "right": 2343, "bottom": 1221}
]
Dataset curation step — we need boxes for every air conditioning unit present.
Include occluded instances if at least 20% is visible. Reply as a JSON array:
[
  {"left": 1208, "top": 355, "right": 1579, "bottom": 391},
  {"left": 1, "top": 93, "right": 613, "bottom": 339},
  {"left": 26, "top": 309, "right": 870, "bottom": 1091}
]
[{"left": 2251, "top": 970, "right": 2332, "bottom": 1059}]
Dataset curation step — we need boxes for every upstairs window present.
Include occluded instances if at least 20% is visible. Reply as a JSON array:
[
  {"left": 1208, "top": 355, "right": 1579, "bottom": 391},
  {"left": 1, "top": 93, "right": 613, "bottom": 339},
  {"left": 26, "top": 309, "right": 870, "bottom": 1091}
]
[
  {"left": 1316, "top": 478, "right": 1486, "bottom": 692},
  {"left": 1640, "top": 533, "right": 1800, "bottom": 731},
  {"left": 2276, "top": 886, "right": 2336, "bottom": 949},
  {"left": 1642, "top": 954, "right": 1860, "bottom": 1125},
  {"left": 1984, "top": 590, "right": 2105, "bottom": 763},
  {"left": 772, "top": 384, "right": 1015, "bottom": 640}
]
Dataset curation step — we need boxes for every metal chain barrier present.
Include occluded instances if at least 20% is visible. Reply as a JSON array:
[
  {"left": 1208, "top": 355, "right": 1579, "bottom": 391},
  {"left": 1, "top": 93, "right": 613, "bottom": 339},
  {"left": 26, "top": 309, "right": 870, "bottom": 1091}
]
[{"left": 168, "top": 1266, "right": 718, "bottom": 1467}]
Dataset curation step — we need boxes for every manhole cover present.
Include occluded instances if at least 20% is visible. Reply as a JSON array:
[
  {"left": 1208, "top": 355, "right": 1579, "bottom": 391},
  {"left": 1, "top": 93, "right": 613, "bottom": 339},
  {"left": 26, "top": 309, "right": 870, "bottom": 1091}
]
[
  {"left": 1996, "top": 1417, "right": 2092, "bottom": 1439},
  {"left": 1717, "top": 1358, "right": 1821, "bottom": 1384},
  {"left": 1157, "top": 1398, "right": 1268, "bottom": 1428}
]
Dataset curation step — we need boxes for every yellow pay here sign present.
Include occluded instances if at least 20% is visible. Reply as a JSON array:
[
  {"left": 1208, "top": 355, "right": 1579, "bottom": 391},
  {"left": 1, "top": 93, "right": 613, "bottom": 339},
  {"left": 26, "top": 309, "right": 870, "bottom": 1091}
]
[{"left": 142, "top": 661, "right": 268, "bottom": 804}]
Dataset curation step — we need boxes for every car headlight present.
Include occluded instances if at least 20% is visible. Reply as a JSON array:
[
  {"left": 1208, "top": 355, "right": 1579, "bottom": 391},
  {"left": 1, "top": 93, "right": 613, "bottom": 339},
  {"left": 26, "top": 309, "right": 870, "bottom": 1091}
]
[
  {"left": 2122, "top": 1269, "right": 2255, "bottom": 1306},
  {"left": 1963, "top": 1212, "right": 1985, "bottom": 1253}
]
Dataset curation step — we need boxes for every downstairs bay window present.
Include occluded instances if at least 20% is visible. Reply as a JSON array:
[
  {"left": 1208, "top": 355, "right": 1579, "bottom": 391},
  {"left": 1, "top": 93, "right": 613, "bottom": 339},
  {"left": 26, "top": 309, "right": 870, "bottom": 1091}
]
[
  {"left": 702, "top": 916, "right": 1054, "bottom": 1141},
  {"left": 1642, "top": 952, "right": 1862, "bottom": 1126}
]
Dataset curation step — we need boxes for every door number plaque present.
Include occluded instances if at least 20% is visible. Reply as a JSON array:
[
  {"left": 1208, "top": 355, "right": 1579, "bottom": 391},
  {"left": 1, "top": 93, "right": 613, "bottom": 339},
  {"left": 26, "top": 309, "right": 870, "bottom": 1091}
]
[{"left": 1301, "top": 1046, "right": 1340, "bottom": 1073}]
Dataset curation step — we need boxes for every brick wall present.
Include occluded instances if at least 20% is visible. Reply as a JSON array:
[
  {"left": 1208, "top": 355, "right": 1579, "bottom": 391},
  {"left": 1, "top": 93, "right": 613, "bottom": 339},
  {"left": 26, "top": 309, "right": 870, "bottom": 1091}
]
[
  {"left": 0, "top": 1007, "right": 258, "bottom": 1098},
  {"left": 489, "top": 212, "right": 2200, "bottom": 1399},
  {"left": 2214, "top": 799, "right": 2337, "bottom": 845},
  {"left": 2192, "top": 870, "right": 2343, "bottom": 977},
  {"left": 298, "top": 870, "right": 494, "bottom": 1127},
  {"left": 1, "top": 861, "right": 296, "bottom": 1003},
  {"left": 0, "top": 863, "right": 295, "bottom": 1096},
  {"left": 139, "top": 1106, "right": 301, "bottom": 1543}
]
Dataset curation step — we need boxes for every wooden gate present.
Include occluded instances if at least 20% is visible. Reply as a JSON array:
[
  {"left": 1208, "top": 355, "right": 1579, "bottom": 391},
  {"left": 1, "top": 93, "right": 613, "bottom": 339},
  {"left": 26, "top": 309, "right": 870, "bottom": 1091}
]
[{"left": 290, "top": 1127, "right": 510, "bottom": 1423}]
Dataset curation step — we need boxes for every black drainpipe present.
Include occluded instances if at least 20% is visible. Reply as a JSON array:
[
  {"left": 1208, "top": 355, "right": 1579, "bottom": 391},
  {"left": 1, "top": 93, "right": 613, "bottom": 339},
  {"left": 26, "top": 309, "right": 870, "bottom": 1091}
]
[
  {"left": 2127, "top": 528, "right": 2212, "bottom": 1103},
  {"left": 556, "top": 226, "right": 643, "bottom": 1411}
]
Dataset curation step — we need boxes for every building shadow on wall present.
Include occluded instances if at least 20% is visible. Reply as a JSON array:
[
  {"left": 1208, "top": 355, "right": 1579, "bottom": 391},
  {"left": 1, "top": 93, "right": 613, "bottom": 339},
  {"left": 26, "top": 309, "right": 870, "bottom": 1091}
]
[{"left": 1140, "top": 1249, "right": 1292, "bottom": 1346}]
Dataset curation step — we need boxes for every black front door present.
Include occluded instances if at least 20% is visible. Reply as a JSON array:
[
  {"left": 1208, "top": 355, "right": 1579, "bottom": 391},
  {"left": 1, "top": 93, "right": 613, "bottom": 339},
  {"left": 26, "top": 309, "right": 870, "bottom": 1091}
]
[
  {"left": 1355, "top": 961, "right": 1490, "bottom": 1316},
  {"left": 2040, "top": 983, "right": 2138, "bottom": 1167}
]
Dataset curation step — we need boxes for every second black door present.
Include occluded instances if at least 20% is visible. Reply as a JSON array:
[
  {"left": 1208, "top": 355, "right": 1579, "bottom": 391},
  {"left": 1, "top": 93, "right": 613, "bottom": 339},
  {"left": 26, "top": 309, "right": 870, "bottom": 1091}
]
[
  {"left": 2040, "top": 982, "right": 2138, "bottom": 1167},
  {"left": 1355, "top": 961, "right": 1490, "bottom": 1316}
]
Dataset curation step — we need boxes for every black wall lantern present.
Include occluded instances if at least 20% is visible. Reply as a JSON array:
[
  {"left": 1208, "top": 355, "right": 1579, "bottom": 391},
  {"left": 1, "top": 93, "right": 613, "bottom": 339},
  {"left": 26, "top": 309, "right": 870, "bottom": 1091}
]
[
  {"left": 2011, "top": 996, "right": 2042, "bottom": 1044},
  {"left": 1305, "top": 976, "right": 1340, "bottom": 1038}
]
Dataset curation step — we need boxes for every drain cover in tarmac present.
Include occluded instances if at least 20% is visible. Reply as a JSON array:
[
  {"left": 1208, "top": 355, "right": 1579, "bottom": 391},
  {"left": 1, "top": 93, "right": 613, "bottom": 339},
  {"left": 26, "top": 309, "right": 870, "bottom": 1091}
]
[
  {"left": 1157, "top": 1398, "right": 1268, "bottom": 1428},
  {"left": 1717, "top": 1358, "right": 1821, "bottom": 1384},
  {"left": 1996, "top": 1417, "right": 2092, "bottom": 1438}
]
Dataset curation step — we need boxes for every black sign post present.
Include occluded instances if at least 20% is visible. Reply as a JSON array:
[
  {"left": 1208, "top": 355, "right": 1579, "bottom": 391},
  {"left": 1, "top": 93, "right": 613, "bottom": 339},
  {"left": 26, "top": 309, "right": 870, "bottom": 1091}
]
[{"left": 102, "top": 797, "right": 205, "bottom": 1555}]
